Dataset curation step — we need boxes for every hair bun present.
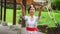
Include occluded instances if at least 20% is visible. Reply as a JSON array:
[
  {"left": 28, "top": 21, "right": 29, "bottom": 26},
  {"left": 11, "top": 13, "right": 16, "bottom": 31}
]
[{"left": 31, "top": 5, "right": 34, "bottom": 8}]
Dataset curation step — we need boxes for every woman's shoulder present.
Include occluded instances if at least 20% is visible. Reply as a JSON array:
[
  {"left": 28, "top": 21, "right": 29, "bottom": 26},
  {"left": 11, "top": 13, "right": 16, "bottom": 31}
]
[
  {"left": 25, "top": 16, "right": 29, "bottom": 17},
  {"left": 24, "top": 16, "right": 30, "bottom": 18}
]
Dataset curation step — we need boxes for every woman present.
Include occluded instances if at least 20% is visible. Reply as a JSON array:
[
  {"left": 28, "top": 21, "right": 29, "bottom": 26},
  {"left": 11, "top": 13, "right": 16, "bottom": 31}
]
[{"left": 22, "top": 5, "right": 41, "bottom": 34}]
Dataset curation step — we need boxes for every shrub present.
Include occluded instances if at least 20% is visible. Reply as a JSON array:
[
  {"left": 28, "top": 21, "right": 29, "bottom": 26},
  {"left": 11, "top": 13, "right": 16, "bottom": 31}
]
[{"left": 53, "top": 0, "right": 60, "bottom": 10}]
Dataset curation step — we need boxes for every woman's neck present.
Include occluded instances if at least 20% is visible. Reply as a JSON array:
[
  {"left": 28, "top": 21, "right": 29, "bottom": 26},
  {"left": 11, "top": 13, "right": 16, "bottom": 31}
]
[{"left": 30, "top": 15, "right": 34, "bottom": 18}]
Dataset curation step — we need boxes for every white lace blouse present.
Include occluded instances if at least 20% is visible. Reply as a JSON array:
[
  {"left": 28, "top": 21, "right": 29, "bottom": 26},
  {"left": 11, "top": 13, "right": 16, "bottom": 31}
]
[{"left": 23, "top": 16, "right": 39, "bottom": 28}]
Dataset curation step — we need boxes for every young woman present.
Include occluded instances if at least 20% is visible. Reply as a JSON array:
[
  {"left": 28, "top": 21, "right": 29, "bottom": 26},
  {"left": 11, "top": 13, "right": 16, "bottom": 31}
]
[{"left": 22, "top": 5, "right": 41, "bottom": 34}]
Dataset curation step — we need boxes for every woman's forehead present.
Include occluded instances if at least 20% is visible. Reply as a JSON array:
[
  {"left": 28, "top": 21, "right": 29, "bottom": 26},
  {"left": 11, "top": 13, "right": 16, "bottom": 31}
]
[{"left": 30, "top": 7, "right": 35, "bottom": 9}]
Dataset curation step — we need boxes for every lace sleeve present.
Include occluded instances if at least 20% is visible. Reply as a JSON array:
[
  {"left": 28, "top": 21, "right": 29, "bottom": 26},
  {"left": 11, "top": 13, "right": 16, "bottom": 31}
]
[{"left": 23, "top": 16, "right": 28, "bottom": 20}]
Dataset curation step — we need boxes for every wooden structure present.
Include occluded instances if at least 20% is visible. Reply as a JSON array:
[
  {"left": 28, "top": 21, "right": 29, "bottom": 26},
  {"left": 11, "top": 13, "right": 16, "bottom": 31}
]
[
  {"left": 0, "top": 0, "right": 26, "bottom": 25},
  {"left": 0, "top": 0, "right": 3, "bottom": 20},
  {"left": 0, "top": 0, "right": 17, "bottom": 25},
  {"left": 0, "top": 0, "right": 50, "bottom": 26},
  {"left": 0, "top": 3, "right": 1, "bottom": 20},
  {"left": 0, "top": 0, "right": 52, "bottom": 26}
]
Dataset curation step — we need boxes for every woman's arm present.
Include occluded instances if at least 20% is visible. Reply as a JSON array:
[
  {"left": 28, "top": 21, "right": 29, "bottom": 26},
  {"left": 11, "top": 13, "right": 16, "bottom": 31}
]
[
  {"left": 38, "top": 6, "right": 44, "bottom": 20},
  {"left": 21, "top": 4, "right": 25, "bottom": 16}
]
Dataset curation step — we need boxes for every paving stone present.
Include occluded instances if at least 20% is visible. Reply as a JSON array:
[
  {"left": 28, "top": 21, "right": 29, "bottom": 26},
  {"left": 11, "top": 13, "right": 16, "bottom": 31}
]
[
  {"left": 9, "top": 25, "right": 21, "bottom": 31},
  {"left": 1, "top": 22, "right": 8, "bottom": 26},
  {"left": 0, "top": 25, "right": 17, "bottom": 34}
]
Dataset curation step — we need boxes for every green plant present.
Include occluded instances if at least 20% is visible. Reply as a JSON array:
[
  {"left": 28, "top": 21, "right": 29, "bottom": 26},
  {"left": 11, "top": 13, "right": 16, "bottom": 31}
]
[{"left": 53, "top": 0, "right": 60, "bottom": 10}]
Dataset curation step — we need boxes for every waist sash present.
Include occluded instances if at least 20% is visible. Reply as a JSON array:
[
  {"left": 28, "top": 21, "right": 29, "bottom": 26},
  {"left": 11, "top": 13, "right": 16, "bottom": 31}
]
[{"left": 26, "top": 27, "right": 38, "bottom": 31}]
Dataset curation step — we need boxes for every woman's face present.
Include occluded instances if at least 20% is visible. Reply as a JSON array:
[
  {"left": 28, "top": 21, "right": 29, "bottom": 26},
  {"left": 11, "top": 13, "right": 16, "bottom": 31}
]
[{"left": 29, "top": 7, "right": 35, "bottom": 16}]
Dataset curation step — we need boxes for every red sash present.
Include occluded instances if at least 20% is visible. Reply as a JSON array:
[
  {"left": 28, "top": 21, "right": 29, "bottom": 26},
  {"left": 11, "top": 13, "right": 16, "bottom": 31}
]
[{"left": 26, "top": 27, "right": 38, "bottom": 31}]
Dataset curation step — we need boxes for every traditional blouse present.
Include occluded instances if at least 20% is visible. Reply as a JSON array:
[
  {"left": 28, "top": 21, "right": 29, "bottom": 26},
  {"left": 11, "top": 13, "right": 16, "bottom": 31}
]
[{"left": 23, "top": 16, "right": 39, "bottom": 31}]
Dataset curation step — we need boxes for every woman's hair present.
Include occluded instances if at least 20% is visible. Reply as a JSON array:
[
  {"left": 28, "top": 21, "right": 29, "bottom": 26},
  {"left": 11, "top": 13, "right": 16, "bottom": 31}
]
[{"left": 28, "top": 5, "right": 36, "bottom": 14}]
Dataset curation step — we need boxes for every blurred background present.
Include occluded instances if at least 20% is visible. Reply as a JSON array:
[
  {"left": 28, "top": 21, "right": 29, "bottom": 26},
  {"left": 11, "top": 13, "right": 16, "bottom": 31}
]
[{"left": 0, "top": 0, "right": 60, "bottom": 27}]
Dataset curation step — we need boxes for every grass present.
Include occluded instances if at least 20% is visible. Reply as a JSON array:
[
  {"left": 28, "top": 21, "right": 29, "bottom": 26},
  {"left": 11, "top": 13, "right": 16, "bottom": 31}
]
[{"left": 2, "top": 8, "right": 60, "bottom": 27}]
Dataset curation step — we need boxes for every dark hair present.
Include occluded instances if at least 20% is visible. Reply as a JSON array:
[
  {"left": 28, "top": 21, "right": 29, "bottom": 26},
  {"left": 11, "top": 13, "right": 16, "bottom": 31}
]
[{"left": 28, "top": 5, "right": 36, "bottom": 14}]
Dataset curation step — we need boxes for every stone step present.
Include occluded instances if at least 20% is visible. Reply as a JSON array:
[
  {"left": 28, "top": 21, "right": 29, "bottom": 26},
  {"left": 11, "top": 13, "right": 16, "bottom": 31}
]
[
  {"left": 0, "top": 24, "right": 21, "bottom": 34},
  {"left": 0, "top": 25, "right": 18, "bottom": 34}
]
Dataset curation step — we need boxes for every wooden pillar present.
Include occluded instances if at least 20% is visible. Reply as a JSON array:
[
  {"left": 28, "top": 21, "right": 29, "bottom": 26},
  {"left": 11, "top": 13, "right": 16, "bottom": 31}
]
[
  {"left": 0, "top": 2, "right": 1, "bottom": 20},
  {"left": 4, "top": 0, "right": 6, "bottom": 21},
  {"left": 13, "top": 0, "right": 16, "bottom": 25},
  {"left": 22, "top": 0, "right": 26, "bottom": 27},
  {"left": 0, "top": 0, "right": 3, "bottom": 20}
]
